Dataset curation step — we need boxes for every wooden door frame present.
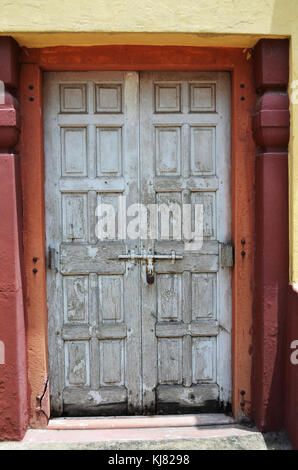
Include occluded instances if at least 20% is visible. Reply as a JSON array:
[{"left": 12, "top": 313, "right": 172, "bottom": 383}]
[{"left": 20, "top": 45, "right": 256, "bottom": 427}]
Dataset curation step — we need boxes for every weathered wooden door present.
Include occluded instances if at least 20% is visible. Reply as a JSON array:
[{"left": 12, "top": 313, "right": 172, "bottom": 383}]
[
  {"left": 44, "top": 71, "right": 231, "bottom": 417},
  {"left": 140, "top": 72, "right": 231, "bottom": 414}
]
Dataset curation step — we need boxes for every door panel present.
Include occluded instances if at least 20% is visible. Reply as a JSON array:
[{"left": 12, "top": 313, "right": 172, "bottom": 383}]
[
  {"left": 44, "top": 71, "right": 231, "bottom": 417},
  {"left": 44, "top": 72, "right": 141, "bottom": 416},
  {"left": 140, "top": 72, "right": 231, "bottom": 413}
]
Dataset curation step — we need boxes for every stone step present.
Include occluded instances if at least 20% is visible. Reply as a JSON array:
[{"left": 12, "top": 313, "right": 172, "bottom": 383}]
[
  {"left": 47, "top": 413, "right": 235, "bottom": 431},
  {"left": 0, "top": 425, "right": 268, "bottom": 450}
]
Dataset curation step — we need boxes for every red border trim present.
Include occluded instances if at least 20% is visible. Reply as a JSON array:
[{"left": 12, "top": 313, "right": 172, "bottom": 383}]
[{"left": 20, "top": 45, "right": 256, "bottom": 427}]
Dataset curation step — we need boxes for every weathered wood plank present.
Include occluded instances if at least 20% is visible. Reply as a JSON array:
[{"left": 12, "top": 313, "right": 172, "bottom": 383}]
[
  {"left": 95, "top": 324, "right": 127, "bottom": 339},
  {"left": 63, "top": 386, "right": 127, "bottom": 405},
  {"left": 154, "top": 254, "right": 218, "bottom": 273},
  {"left": 156, "top": 321, "right": 219, "bottom": 338},
  {"left": 154, "top": 176, "right": 219, "bottom": 192},
  {"left": 154, "top": 240, "right": 219, "bottom": 255},
  {"left": 157, "top": 384, "right": 219, "bottom": 413},
  {"left": 59, "top": 177, "right": 125, "bottom": 192},
  {"left": 62, "top": 326, "right": 91, "bottom": 340},
  {"left": 60, "top": 243, "right": 126, "bottom": 274}
]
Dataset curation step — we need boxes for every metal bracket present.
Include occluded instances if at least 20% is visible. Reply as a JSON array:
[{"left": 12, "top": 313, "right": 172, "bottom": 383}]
[
  {"left": 221, "top": 242, "right": 234, "bottom": 267},
  {"left": 118, "top": 250, "right": 183, "bottom": 284},
  {"left": 48, "top": 247, "right": 58, "bottom": 272},
  {"left": 118, "top": 250, "right": 183, "bottom": 262}
]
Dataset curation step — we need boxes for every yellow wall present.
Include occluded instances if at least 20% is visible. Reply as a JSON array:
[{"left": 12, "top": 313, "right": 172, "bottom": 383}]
[{"left": 1, "top": 0, "right": 298, "bottom": 284}]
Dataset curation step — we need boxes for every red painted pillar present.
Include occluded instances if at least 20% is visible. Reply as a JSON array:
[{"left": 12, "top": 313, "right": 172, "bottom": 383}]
[
  {"left": 252, "top": 39, "right": 290, "bottom": 430},
  {"left": 0, "top": 37, "right": 28, "bottom": 441},
  {"left": 286, "top": 288, "right": 298, "bottom": 449}
]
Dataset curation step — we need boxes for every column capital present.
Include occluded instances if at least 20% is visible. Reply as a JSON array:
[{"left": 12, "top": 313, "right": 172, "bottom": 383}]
[
  {"left": 0, "top": 38, "right": 20, "bottom": 152},
  {"left": 254, "top": 39, "right": 289, "bottom": 92},
  {"left": 0, "top": 37, "right": 19, "bottom": 91},
  {"left": 253, "top": 39, "right": 290, "bottom": 153},
  {"left": 252, "top": 92, "right": 290, "bottom": 152}
]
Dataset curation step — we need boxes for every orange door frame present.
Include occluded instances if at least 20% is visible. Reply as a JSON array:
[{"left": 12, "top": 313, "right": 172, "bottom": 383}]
[{"left": 20, "top": 45, "right": 256, "bottom": 427}]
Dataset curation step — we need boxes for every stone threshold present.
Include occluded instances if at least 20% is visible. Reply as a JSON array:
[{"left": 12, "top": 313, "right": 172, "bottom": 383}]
[{"left": 47, "top": 413, "right": 235, "bottom": 431}]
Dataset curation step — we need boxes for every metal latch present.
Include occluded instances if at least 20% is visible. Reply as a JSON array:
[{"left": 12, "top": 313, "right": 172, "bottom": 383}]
[
  {"left": 221, "top": 242, "right": 234, "bottom": 267},
  {"left": 118, "top": 250, "right": 183, "bottom": 284},
  {"left": 146, "top": 254, "right": 154, "bottom": 285}
]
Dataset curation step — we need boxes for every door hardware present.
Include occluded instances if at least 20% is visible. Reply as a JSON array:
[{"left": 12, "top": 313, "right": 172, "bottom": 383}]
[
  {"left": 48, "top": 247, "right": 58, "bottom": 272},
  {"left": 146, "top": 254, "right": 154, "bottom": 285},
  {"left": 118, "top": 250, "right": 183, "bottom": 262},
  {"left": 118, "top": 250, "right": 183, "bottom": 284},
  {"left": 221, "top": 242, "right": 234, "bottom": 267}
]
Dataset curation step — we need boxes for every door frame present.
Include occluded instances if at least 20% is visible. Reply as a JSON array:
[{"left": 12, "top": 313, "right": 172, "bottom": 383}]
[{"left": 20, "top": 45, "right": 256, "bottom": 427}]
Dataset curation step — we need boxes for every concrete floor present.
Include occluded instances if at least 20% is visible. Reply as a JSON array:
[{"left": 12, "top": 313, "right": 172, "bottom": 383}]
[{"left": 0, "top": 415, "right": 292, "bottom": 450}]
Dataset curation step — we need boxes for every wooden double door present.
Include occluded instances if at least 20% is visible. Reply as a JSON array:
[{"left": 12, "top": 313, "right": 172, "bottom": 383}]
[{"left": 44, "top": 71, "right": 232, "bottom": 416}]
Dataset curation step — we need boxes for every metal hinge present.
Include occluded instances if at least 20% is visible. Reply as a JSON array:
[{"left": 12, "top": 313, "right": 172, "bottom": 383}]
[
  {"left": 48, "top": 246, "right": 58, "bottom": 272},
  {"left": 221, "top": 242, "right": 234, "bottom": 267}
]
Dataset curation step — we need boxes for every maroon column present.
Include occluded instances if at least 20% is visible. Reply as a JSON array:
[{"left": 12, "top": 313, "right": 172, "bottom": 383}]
[
  {"left": 252, "top": 39, "right": 290, "bottom": 430},
  {"left": 285, "top": 288, "right": 298, "bottom": 449},
  {"left": 0, "top": 37, "right": 28, "bottom": 441}
]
